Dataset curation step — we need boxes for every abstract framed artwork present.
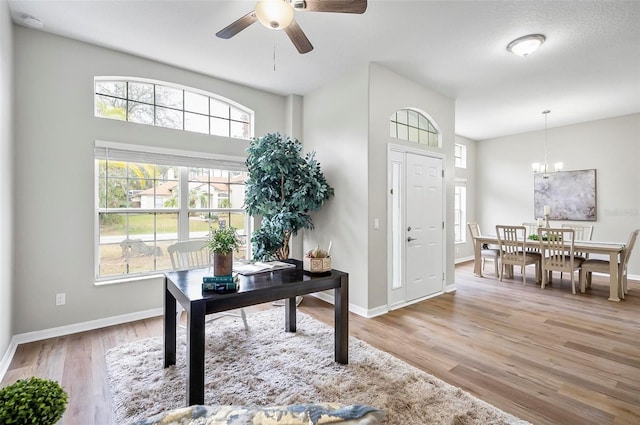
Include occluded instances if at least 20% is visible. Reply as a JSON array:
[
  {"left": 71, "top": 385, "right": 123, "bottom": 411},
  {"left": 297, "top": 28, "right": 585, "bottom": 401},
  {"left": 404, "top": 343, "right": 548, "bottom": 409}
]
[{"left": 533, "top": 169, "right": 597, "bottom": 221}]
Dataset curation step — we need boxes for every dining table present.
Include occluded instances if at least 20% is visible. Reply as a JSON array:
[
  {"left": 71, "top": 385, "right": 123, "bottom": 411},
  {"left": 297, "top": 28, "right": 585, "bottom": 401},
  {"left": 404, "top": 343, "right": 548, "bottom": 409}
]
[{"left": 472, "top": 235, "right": 626, "bottom": 301}]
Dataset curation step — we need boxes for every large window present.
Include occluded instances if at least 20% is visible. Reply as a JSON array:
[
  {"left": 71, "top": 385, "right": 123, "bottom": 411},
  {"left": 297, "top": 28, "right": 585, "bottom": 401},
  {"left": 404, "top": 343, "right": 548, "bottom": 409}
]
[
  {"left": 95, "top": 144, "right": 249, "bottom": 280},
  {"left": 454, "top": 181, "right": 467, "bottom": 243},
  {"left": 94, "top": 77, "right": 254, "bottom": 140},
  {"left": 390, "top": 108, "right": 439, "bottom": 147}
]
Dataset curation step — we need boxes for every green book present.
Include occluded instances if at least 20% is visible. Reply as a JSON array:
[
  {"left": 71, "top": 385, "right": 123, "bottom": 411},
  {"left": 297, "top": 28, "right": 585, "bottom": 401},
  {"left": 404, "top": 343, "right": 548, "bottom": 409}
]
[{"left": 203, "top": 275, "right": 234, "bottom": 283}]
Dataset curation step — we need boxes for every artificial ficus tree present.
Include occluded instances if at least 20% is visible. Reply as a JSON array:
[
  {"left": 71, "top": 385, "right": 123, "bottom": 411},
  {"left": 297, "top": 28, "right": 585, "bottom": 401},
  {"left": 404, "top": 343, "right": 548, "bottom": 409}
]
[{"left": 244, "top": 133, "right": 334, "bottom": 260}]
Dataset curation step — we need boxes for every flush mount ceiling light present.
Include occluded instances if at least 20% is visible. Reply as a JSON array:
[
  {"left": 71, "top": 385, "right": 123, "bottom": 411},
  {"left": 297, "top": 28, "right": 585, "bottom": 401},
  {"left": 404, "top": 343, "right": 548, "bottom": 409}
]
[{"left": 507, "top": 34, "right": 545, "bottom": 57}]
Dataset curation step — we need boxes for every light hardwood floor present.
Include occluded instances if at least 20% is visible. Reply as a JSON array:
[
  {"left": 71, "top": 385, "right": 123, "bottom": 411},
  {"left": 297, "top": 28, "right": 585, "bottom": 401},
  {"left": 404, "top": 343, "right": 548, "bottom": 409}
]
[{"left": 2, "top": 261, "right": 639, "bottom": 424}]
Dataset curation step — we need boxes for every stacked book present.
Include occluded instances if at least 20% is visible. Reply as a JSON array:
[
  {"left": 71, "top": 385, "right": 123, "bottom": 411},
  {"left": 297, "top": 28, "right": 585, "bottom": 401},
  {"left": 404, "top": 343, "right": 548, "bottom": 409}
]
[{"left": 202, "top": 275, "right": 237, "bottom": 292}]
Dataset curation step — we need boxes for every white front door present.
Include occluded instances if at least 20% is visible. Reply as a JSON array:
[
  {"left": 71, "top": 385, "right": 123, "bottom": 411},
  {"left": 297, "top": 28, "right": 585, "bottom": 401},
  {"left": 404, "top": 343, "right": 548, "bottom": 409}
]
[
  {"left": 388, "top": 147, "right": 444, "bottom": 308},
  {"left": 406, "top": 152, "right": 443, "bottom": 300}
]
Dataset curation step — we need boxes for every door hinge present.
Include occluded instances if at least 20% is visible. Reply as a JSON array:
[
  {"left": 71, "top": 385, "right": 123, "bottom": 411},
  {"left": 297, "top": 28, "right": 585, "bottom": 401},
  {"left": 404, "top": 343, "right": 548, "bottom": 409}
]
[
  {"left": 442, "top": 221, "right": 445, "bottom": 229},
  {"left": 442, "top": 272, "right": 445, "bottom": 282},
  {"left": 442, "top": 169, "right": 444, "bottom": 178}
]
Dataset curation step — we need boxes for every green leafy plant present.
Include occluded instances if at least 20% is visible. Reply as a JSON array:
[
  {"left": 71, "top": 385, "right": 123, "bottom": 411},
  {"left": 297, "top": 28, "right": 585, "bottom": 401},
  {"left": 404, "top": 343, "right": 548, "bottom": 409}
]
[
  {"left": 0, "top": 377, "right": 68, "bottom": 425},
  {"left": 207, "top": 226, "right": 241, "bottom": 255},
  {"left": 244, "top": 133, "right": 334, "bottom": 260}
]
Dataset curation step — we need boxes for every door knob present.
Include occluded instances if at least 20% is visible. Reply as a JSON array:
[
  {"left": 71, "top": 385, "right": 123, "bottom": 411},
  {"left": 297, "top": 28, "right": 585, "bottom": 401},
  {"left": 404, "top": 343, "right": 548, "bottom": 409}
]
[{"left": 407, "top": 236, "right": 417, "bottom": 242}]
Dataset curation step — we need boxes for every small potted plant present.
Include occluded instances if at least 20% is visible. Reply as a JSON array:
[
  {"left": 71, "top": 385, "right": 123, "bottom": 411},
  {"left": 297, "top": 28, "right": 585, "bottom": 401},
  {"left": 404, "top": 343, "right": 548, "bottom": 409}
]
[
  {"left": 207, "top": 226, "right": 241, "bottom": 276},
  {"left": 0, "top": 376, "right": 68, "bottom": 425}
]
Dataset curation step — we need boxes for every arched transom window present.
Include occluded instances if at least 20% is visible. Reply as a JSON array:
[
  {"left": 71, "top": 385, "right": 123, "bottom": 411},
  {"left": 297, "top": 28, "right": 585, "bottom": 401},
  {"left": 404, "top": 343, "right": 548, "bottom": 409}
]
[
  {"left": 390, "top": 108, "right": 439, "bottom": 147},
  {"left": 94, "top": 77, "right": 254, "bottom": 140}
]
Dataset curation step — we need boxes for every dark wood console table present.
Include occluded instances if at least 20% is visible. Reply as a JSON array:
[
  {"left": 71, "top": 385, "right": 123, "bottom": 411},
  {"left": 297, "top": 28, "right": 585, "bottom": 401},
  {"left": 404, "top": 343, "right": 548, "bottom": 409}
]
[{"left": 163, "top": 259, "right": 349, "bottom": 405}]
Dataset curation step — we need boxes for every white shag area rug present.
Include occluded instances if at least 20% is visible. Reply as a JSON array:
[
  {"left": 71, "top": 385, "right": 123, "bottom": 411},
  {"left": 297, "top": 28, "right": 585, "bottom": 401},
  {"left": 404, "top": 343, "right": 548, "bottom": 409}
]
[{"left": 106, "top": 309, "right": 529, "bottom": 425}]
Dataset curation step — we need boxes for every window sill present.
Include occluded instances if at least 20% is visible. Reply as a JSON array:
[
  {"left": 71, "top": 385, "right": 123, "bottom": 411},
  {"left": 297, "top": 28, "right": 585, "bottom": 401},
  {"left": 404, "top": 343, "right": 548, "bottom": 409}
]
[{"left": 94, "top": 273, "right": 164, "bottom": 287}]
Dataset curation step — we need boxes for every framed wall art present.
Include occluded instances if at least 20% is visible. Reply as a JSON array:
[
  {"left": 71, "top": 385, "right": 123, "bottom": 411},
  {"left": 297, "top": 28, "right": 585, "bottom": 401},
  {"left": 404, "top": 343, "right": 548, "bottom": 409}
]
[{"left": 533, "top": 169, "right": 597, "bottom": 221}]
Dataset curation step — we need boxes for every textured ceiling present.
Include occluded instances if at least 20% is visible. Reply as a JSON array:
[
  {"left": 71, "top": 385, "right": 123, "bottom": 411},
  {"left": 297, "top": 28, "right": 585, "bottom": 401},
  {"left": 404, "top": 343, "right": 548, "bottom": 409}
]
[{"left": 7, "top": 0, "right": 640, "bottom": 140}]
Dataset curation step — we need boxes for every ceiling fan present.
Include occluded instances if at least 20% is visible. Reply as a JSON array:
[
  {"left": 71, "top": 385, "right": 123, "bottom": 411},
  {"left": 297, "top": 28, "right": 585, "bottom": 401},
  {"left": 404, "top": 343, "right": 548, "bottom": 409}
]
[{"left": 216, "top": 0, "right": 367, "bottom": 54}]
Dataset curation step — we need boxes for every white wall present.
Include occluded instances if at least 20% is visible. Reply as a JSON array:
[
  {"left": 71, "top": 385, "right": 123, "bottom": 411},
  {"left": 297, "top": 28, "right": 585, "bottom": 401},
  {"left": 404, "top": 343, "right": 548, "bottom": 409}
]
[
  {"left": 454, "top": 135, "right": 477, "bottom": 261},
  {"left": 13, "top": 27, "right": 288, "bottom": 334},
  {"left": 0, "top": 0, "right": 15, "bottom": 360},
  {"left": 303, "top": 65, "right": 371, "bottom": 310},
  {"left": 476, "top": 113, "right": 640, "bottom": 276}
]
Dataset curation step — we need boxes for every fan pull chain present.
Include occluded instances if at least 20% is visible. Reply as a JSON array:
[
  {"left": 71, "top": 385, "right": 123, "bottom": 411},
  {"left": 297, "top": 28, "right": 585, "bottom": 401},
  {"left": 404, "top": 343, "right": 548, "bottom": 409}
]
[{"left": 273, "top": 44, "right": 276, "bottom": 71}]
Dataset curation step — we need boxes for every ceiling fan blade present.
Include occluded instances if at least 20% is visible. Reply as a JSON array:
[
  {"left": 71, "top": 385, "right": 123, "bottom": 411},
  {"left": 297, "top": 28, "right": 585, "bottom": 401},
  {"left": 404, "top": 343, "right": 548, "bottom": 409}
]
[
  {"left": 215, "top": 11, "right": 257, "bottom": 39},
  {"left": 284, "top": 20, "right": 314, "bottom": 54},
  {"left": 297, "top": 0, "right": 367, "bottom": 14}
]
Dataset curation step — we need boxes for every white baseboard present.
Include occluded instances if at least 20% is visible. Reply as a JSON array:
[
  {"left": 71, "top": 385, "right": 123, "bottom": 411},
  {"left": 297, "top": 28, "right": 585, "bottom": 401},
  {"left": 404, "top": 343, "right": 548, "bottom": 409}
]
[
  {"left": 310, "top": 292, "right": 388, "bottom": 318},
  {"left": 455, "top": 256, "right": 474, "bottom": 264},
  {"left": 0, "top": 308, "right": 163, "bottom": 382}
]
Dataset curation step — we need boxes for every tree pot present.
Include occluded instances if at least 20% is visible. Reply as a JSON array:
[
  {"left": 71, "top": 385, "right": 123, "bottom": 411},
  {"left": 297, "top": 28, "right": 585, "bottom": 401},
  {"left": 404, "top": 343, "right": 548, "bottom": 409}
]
[{"left": 213, "top": 252, "right": 233, "bottom": 276}]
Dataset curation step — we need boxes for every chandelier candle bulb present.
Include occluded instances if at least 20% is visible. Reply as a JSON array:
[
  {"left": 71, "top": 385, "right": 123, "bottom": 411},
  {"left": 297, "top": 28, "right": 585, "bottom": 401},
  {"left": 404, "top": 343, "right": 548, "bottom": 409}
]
[{"left": 544, "top": 205, "right": 551, "bottom": 216}]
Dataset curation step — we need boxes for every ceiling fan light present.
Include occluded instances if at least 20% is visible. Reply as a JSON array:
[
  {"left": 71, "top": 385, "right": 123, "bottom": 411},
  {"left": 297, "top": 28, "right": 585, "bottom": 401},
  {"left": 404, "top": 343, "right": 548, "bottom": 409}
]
[
  {"left": 255, "top": 0, "right": 294, "bottom": 30},
  {"left": 507, "top": 34, "right": 545, "bottom": 57}
]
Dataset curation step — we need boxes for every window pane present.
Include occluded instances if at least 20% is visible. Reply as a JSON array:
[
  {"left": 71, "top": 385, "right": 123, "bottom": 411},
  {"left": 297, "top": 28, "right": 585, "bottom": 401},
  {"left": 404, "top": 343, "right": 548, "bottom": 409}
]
[
  {"left": 156, "top": 106, "right": 183, "bottom": 129},
  {"left": 185, "top": 91, "right": 209, "bottom": 114},
  {"left": 230, "top": 106, "right": 249, "bottom": 122},
  {"left": 408, "top": 127, "right": 419, "bottom": 143},
  {"left": 210, "top": 98, "right": 229, "bottom": 118},
  {"left": 188, "top": 212, "right": 214, "bottom": 240},
  {"left": 156, "top": 85, "right": 183, "bottom": 109},
  {"left": 408, "top": 110, "right": 419, "bottom": 127},
  {"left": 397, "top": 124, "right": 408, "bottom": 140},
  {"left": 419, "top": 129, "right": 429, "bottom": 144},
  {"left": 429, "top": 132, "right": 438, "bottom": 147},
  {"left": 129, "top": 82, "right": 154, "bottom": 103},
  {"left": 228, "top": 183, "right": 246, "bottom": 208},
  {"left": 95, "top": 95, "right": 126, "bottom": 120},
  {"left": 230, "top": 120, "right": 249, "bottom": 139},
  {"left": 390, "top": 122, "right": 397, "bottom": 138},
  {"left": 418, "top": 114, "right": 429, "bottom": 130},
  {"left": 95, "top": 81, "right": 126, "bottom": 98},
  {"left": 128, "top": 101, "right": 154, "bottom": 125},
  {"left": 396, "top": 110, "right": 408, "bottom": 124},
  {"left": 211, "top": 117, "right": 229, "bottom": 137},
  {"left": 185, "top": 112, "right": 209, "bottom": 134}
]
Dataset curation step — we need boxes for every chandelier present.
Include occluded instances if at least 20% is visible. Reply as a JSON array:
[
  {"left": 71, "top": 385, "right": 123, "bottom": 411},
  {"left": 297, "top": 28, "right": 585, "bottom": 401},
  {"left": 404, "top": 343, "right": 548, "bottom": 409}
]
[{"left": 532, "top": 110, "right": 562, "bottom": 179}]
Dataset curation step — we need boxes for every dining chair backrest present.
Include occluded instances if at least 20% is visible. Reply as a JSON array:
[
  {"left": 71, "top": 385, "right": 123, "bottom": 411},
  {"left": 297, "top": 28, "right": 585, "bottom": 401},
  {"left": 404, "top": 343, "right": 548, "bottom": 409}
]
[
  {"left": 495, "top": 225, "right": 526, "bottom": 261},
  {"left": 538, "top": 228, "right": 576, "bottom": 271},
  {"left": 621, "top": 228, "right": 639, "bottom": 273},
  {"left": 561, "top": 224, "right": 593, "bottom": 241},
  {"left": 468, "top": 222, "right": 481, "bottom": 246},
  {"left": 167, "top": 240, "right": 210, "bottom": 271}
]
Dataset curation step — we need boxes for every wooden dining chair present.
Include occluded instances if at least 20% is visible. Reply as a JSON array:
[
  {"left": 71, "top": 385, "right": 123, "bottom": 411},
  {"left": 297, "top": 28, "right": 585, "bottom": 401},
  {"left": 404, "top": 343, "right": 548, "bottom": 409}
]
[
  {"left": 495, "top": 225, "right": 540, "bottom": 286},
  {"left": 538, "top": 228, "right": 584, "bottom": 295},
  {"left": 167, "top": 240, "right": 249, "bottom": 330},
  {"left": 579, "top": 228, "right": 639, "bottom": 298},
  {"left": 468, "top": 222, "right": 499, "bottom": 277},
  {"left": 561, "top": 223, "right": 594, "bottom": 259}
]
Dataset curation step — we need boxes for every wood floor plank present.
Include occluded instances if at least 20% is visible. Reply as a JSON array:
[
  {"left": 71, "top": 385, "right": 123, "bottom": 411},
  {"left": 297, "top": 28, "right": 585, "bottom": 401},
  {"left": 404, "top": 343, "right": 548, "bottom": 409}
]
[{"left": 1, "top": 261, "right": 639, "bottom": 424}]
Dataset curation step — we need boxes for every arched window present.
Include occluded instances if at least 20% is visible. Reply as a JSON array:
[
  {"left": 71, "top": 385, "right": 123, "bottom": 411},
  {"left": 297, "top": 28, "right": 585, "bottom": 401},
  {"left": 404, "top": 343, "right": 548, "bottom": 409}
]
[
  {"left": 390, "top": 108, "right": 439, "bottom": 147},
  {"left": 94, "top": 77, "right": 254, "bottom": 140}
]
